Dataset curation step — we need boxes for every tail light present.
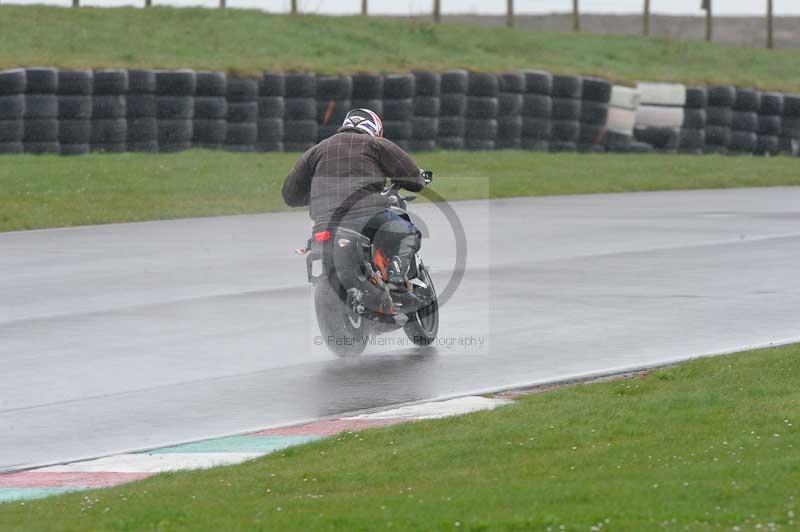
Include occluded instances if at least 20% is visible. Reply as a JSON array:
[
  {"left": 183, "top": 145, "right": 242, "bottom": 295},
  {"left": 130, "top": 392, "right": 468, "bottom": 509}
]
[{"left": 314, "top": 230, "right": 331, "bottom": 243}]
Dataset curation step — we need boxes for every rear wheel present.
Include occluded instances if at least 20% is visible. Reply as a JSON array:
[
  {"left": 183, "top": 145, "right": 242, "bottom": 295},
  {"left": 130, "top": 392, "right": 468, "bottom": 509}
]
[
  {"left": 403, "top": 263, "right": 439, "bottom": 346},
  {"left": 314, "top": 277, "right": 368, "bottom": 357}
]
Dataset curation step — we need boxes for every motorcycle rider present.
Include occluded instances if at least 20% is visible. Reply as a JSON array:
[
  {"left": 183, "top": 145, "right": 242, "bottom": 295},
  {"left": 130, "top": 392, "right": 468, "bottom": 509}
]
[{"left": 281, "top": 108, "right": 429, "bottom": 308}]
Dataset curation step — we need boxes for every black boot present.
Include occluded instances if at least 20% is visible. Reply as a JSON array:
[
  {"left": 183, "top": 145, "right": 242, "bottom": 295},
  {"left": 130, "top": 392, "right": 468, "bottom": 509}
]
[{"left": 388, "top": 255, "right": 422, "bottom": 311}]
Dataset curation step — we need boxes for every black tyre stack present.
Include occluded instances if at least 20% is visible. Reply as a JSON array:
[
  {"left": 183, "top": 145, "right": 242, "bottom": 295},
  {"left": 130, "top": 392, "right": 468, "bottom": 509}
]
[
  {"left": 704, "top": 85, "right": 735, "bottom": 154},
  {"left": 316, "top": 75, "right": 352, "bottom": 141},
  {"left": 549, "top": 74, "right": 582, "bottom": 152},
  {"left": 23, "top": 68, "right": 59, "bottom": 154},
  {"left": 579, "top": 76, "right": 611, "bottom": 153},
  {"left": 729, "top": 88, "right": 761, "bottom": 155},
  {"left": 257, "top": 73, "right": 285, "bottom": 152},
  {"left": 465, "top": 72, "right": 499, "bottom": 151},
  {"left": 382, "top": 74, "right": 415, "bottom": 150},
  {"left": 225, "top": 78, "right": 258, "bottom": 152},
  {"left": 193, "top": 71, "right": 227, "bottom": 150},
  {"left": 156, "top": 70, "right": 195, "bottom": 153},
  {"left": 678, "top": 87, "right": 707, "bottom": 154},
  {"left": 410, "top": 71, "right": 440, "bottom": 152},
  {"left": 496, "top": 72, "right": 524, "bottom": 150},
  {"left": 57, "top": 70, "right": 92, "bottom": 156},
  {"left": 437, "top": 70, "right": 467, "bottom": 150},
  {"left": 283, "top": 73, "right": 317, "bottom": 152},
  {"left": 0, "top": 69, "right": 27, "bottom": 155},
  {"left": 755, "top": 92, "right": 783, "bottom": 156},
  {"left": 90, "top": 70, "right": 128, "bottom": 153},
  {"left": 779, "top": 94, "right": 800, "bottom": 157},
  {"left": 127, "top": 69, "right": 158, "bottom": 153},
  {"left": 351, "top": 73, "right": 383, "bottom": 116},
  {"left": 520, "top": 70, "right": 552, "bottom": 151}
]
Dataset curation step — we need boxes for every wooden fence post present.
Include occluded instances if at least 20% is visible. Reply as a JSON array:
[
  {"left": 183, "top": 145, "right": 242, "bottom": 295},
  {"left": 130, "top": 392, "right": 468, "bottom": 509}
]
[
  {"left": 72, "top": 0, "right": 79, "bottom": 6},
  {"left": 702, "top": 0, "right": 713, "bottom": 42},
  {"left": 145, "top": 0, "right": 152, "bottom": 6},
  {"left": 361, "top": 0, "right": 367, "bottom": 16},
  {"left": 433, "top": 0, "right": 441, "bottom": 24},
  {"left": 572, "top": 0, "right": 580, "bottom": 32},
  {"left": 291, "top": 0, "right": 298, "bottom": 15},
  {"left": 643, "top": 0, "right": 650, "bottom": 36},
  {"left": 767, "top": 0, "right": 774, "bottom": 49},
  {"left": 507, "top": 0, "right": 514, "bottom": 28}
]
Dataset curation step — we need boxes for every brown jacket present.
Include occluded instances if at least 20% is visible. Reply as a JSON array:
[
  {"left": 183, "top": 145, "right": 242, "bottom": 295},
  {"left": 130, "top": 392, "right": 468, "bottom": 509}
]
[{"left": 282, "top": 130, "right": 424, "bottom": 227}]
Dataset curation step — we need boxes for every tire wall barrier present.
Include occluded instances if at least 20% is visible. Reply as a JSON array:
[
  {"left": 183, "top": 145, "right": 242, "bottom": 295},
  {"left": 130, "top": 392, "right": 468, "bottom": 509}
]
[{"left": 2, "top": 67, "right": 800, "bottom": 157}]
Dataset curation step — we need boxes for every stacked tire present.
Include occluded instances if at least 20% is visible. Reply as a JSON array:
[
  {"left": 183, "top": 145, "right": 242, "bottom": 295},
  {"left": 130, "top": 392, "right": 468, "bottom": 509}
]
[
  {"left": 520, "top": 70, "right": 552, "bottom": 151},
  {"left": 90, "top": 70, "right": 128, "bottom": 153},
  {"left": 225, "top": 77, "right": 257, "bottom": 152},
  {"left": 549, "top": 74, "right": 582, "bottom": 152},
  {"left": 704, "top": 85, "right": 735, "bottom": 154},
  {"left": 316, "top": 75, "right": 352, "bottom": 141},
  {"left": 605, "top": 85, "right": 638, "bottom": 153},
  {"left": 779, "top": 94, "right": 800, "bottom": 157},
  {"left": 156, "top": 70, "right": 195, "bottom": 153},
  {"left": 57, "top": 70, "right": 92, "bottom": 156},
  {"left": 437, "top": 70, "right": 467, "bottom": 150},
  {"left": 193, "top": 71, "right": 227, "bottom": 150},
  {"left": 579, "top": 76, "right": 611, "bottom": 153},
  {"left": 257, "top": 73, "right": 285, "bottom": 152},
  {"left": 634, "top": 82, "right": 684, "bottom": 153},
  {"left": 351, "top": 73, "right": 383, "bottom": 116},
  {"left": 410, "top": 71, "right": 440, "bottom": 152},
  {"left": 755, "top": 92, "right": 782, "bottom": 156},
  {"left": 127, "top": 69, "right": 158, "bottom": 153},
  {"left": 729, "top": 88, "right": 761, "bottom": 155},
  {"left": 382, "top": 74, "right": 414, "bottom": 150},
  {"left": 283, "top": 73, "right": 317, "bottom": 152},
  {"left": 465, "top": 72, "right": 498, "bottom": 151},
  {"left": 493, "top": 72, "right": 523, "bottom": 150},
  {"left": 0, "top": 69, "right": 26, "bottom": 155},
  {"left": 24, "top": 68, "right": 59, "bottom": 154},
  {"left": 679, "top": 87, "right": 707, "bottom": 154}
]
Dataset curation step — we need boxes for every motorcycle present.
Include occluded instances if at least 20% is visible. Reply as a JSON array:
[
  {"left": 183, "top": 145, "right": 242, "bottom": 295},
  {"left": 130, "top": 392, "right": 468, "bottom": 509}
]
[{"left": 300, "top": 170, "right": 439, "bottom": 357}]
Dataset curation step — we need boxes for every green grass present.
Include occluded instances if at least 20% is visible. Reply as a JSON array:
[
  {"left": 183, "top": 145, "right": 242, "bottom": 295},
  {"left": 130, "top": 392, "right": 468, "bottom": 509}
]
[
  {"left": 2, "top": 150, "right": 800, "bottom": 232},
  {"left": 2, "top": 6, "right": 800, "bottom": 91},
  {"left": 2, "top": 344, "right": 799, "bottom": 530}
]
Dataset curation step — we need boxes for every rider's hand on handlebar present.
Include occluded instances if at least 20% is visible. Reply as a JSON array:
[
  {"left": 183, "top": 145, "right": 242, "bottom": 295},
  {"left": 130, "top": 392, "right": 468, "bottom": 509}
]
[{"left": 420, "top": 169, "right": 433, "bottom": 185}]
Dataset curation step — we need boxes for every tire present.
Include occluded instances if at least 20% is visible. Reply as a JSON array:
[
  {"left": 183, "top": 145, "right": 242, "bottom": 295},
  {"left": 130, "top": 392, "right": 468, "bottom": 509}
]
[
  {"left": 316, "top": 99, "right": 350, "bottom": 124},
  {"left": 58, "top": 95, "right": 91, "bottom": 120},
  {"left": 227, "top": 101, "right": 257, "bottom": 123},
  {"left": 439, "top": 93, "right": 466, "bottom": 116},
  {"left": 627, "top": 141, "right": 655, "bottom": 154},
  {"left": 782, "top": 95, "right": 800, "bottom": 117},
  {"left": 413, "top": 96, "right": 440, "bottom": 117},
  {"left": 496, "top": 138, "right": 521, "bottom": 149},
  {"left": 23, "top": 142, "right": 59, "bottom": 154},
  {"left": 733, "top": 88, "right": 761, "bottom": 112},
  {"left": 609, "top": 85, "right": 639, "bottom": 110},
  {"left": 284, "top": 97, "right": 316, "bottom": 120},
  {"left": 91, "top": 118, "right": 126, "bottom": 144},
  {"left": 678, "top": 128, "right": 705, "bottom": 150},
  {"left": 520, "top": 138, "right": 549, "bottom": 151},
  {"left": 522, "top": 94, "right": 552, "bottom": 118},
  {"left": 408, "top": 139, "right": 437, "bottom": 152},
  {"left": 351, "top": 73, "right": 383, "bottom": 99},
  {"left": 226, "top": 78, "right": 258, "bottom": 102},
  {"left": 682, "top": 108, "right": 706, "bottom": 129},
  {"left": 59, "top": 144, "right": 90, "bottom": 156},
  {"left": 684, "top": 87, "right": 707, "bottom": 109},
  {"left": 127, "top": 117, "right": 158, "bottom": 142},
  {"left": 578, "top": 124, "right": 605, "bottom": 144},
  {"left": 0, "top": 142, "right": 24, "bottom": 154},
  {"left": 25, "top": 68, "right": 57, "bottom": 94},
  {"left": 581, "top": 76, "right": 612, "bottom": 103},
  {"left": 382, "top": 98, "right": 413, "bottom": 121},
  {"left": 128, "top": 141, "right": 158, "bottom": 153},
  {"left": 24, "top": 95, "right": 57, "bottom": 118},
  {"left": 732, "top": 111, "right": 757, "bottom": 132},
  {"left": 635, "top": 105, "right": 684, "bottom": 128},
  {"left": 259, "top": 73, "right": 286, "bottom": 97},
  {"left": 704, "top": 125, "right": 731, "bottom": 148},
  {"left": 551, "top": 75, "right": 582, "bottom": 99},
  {"left": 284, "top": 73, "right": 316, "bottom": 98},
  {"left": 637, "top": 82, "right": 686, "bottom": 106},
  {"left": 128, "top": 69, "right": 156, "bottom": 94},
  {"left": 549, "top": 141, "right": 577, "bottom": 152},
  {"left": 633, "top": 126, "right": 678, "bottom": 151},
  {"left": 759, "top": 93, "right": 783, "bottom": 116},
  {"left": 436, "top": 136, "right": 464, "bottom": 150},
  {"left": 757, "top": 115, "right": 781, "bottom": 136},
  {"left": 59, "top": 120, "right": 90, "bottom": 144},
  {"left": 466, "top": 97, "right": 498, "bottom": 119},
  {"left": 498, "top": 93, "right": 522, "bottom": 116},
  {"left": 467, "top": 72, "right": 498, "bottom": 97},
  {"left": 383, "top": 120, "right": 412, "bottom": 140},
  {"left": 24, "top": 118, "right": 58, "bottom": 142},
  {"left": 604, "top": 130, "right": 631, "bottom": 151},
  {"left": 156, "top": 96, "right": 193, "bottom": 119},
  {"left": 157, "top": 119, "right": 192, "bottom": 145},
  {"left": 440, "top": 70, "right": 468, "bottom": 94},
  {"left": 728, "top": 131, "right": 757, "bottom": 153},
  {"left": 551, "top": 98, "right": 580, "bottom": 120},
  {"left": 465, "top": 118, "right": 498, "bottom": 140},
  {"left": 521, "top": 117, "right": 551, "bottom": 139},
  {"left": 606, "top": 107, "right": 636, "bottom": 134},
  {"left": 196, "top": 71, "right": 227, "bottom": 97},
  {"left": 0, "top": 95, "right": 25, "bottom": 120},
  {"left": 497, "top": 115, "right": 522, "bottom": 140},
  {"left": 0, "top": 69, "right": 26, "bottom": 95},
  {"left": 778, "top": 136, "right": 798, "bottom": 156},
  {"left": 315, "top": 277, "right": 368, "bottom": 357},
  {"left": 383, "top": 74, "right": 415, "bottom": 99},
  {"left": 257, "top": 118, "right": 284, "bottom": 143},
  {"left": 127, "top": 94, "right": 156, "bottom": 118},
  {"left": 708, "top": 85, "right": 736, "bottom": 107},
  {"left": 315, "top": 75, "right": 352, "bottom": 100},
  {"left": 706, "top": 106, "right": 733, "bottom": 127},
  {"left": 194, "top": 96, "right": 227, "bottom": 119},
  {"left": 579, "top": 101, "right": 608, "bottom": 125},
  {"left": 498, "top": 72, "right": 525, "bottom": 93},
  {"left": 155, "top": 70, "right": 196, "bottom": 96},
  {"left": 224, "top": 121, "right": 257, "bottom": 145},
  {"left": 93, "top": 70, "right": 128, "bottom": 94},
  {"left": 781, "top": 117, "right": 800, "bottom": 137},
  {"left": 464, "top": 139, "right": 495, "bottom": 151},
  {"left": 755, "top": 135, "right": 779, "bottom": 156},
  {"left": 284, "top": 119, "right": 317, "bottom": 143},
  {"left": 192, "top": 118, "right": 226, "bottom": 144},
  {"left": 92, "top": 95, "right": 126, "bottom": 119},
  {"left": 351, "top": 99, "right": 383, "bottom": 115},
  {"left": 521, "top": 70, "right": 552, "bottom": 96},
  {"left": 57, "top": 70, "right": 92, "bottom": 95},
  {"left": 403, "top": 263, "right": 438, "bottom": 346},
  {"left": 411, "top": 116, "right": 438, "bottom": 140},
  {"left": 255, "top": 141, "right": 283, "bottom": 152},
  {"left": 438, "top": 116, "right": 465, "bottom": 137},
  {"left": 258, "top": 96, "right": 284, "bottom": 118},
  {"left": 550, "top": 120, "right": 580, "bottom": 142},
  {"left": 0, "top": 120, "right": 23, "bottom": 142},
  {"left": 413, "top": 71, "right": 440, "bottom": 96}
]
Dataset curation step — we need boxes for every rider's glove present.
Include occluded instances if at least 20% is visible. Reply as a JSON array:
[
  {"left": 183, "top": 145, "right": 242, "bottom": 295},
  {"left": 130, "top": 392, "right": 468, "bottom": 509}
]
[{"left": 420, "top": 169, "right": 433, "bottom": 185}]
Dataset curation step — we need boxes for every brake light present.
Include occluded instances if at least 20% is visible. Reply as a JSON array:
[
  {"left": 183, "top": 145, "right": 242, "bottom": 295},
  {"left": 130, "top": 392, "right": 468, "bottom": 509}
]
[{"left": 314, "top": 230, "right": 332, "bottom": 243}]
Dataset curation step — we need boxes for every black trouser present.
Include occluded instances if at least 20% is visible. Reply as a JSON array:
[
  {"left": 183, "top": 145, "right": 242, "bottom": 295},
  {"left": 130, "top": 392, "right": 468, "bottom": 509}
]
[{"left": 340, "top": 209, "right": 421, "bottom": 266}]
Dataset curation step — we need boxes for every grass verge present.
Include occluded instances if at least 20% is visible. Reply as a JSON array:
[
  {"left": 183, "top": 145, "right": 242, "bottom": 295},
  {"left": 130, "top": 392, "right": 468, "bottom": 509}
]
[
  {"left": 2, "top": 150, "right": 800, "bottom": 232},
  {"left": 1, "top": 6, "right": 800, "bottom": 91},
  {"left": 1, "top": 344, "right": 798, "bottom": 530}
]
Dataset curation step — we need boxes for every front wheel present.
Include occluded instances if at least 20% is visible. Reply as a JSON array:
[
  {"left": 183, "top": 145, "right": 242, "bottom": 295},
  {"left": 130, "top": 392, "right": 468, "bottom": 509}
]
[
  {"left": 403, "top": 262, "right": 439, "bottom": 346},
  {"left": 314, "top": 277, "right": 368, "bottom": 357}
]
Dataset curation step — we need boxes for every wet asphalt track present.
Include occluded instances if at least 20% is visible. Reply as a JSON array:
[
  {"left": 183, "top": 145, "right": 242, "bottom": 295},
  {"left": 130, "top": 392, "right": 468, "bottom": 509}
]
[{"left": 2, "top": 187, "right": 800, "bottom": 471}]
